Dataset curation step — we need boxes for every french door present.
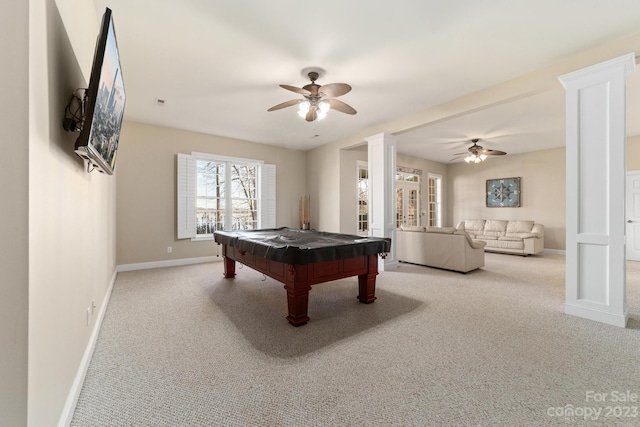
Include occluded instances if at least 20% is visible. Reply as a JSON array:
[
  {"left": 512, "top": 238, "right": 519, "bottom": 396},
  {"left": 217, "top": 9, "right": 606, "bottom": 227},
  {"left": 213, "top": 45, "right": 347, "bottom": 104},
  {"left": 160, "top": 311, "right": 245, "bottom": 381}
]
[{"left": 396, "top": 182, "right": 420, "bottom": 228}]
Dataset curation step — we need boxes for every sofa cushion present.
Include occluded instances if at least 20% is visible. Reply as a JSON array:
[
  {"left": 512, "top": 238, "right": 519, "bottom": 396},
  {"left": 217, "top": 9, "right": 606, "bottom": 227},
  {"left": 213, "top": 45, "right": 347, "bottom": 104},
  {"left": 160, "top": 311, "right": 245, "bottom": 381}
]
[
  {"left": 400, "top": 225, "right": 426, "bottom": 232},
  {"left": 507, "top": 220, "right": 535, "bottom": 233},
  {"left": 498, "top": 236, "right": 524, "bottom": 242},
  {"left": 477, "top": 235, "right": 498, "bottom": 241},
  {"left": 463, "top": 220, "right": 486, "bottom": 232},
  {"left": 505, "top": 232, "right": 537, "bottom": 239},
  {"left": 484, "top": 219, "right": 508, "bottom": 233},
  {"left": 425, "top": 227, "right": 455, "bottom": 234},
  {"left": 489, "top": 240, "right": 524, "bottom": 250}
]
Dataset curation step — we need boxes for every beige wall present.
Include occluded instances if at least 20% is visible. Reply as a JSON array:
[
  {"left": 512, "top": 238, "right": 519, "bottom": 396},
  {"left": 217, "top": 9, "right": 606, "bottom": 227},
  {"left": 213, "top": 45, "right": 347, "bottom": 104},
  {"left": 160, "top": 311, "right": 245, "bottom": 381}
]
[
  {"left": 339, "top": 148, "right": 368, "bottom": 235},
  {"left": 628, "top": 135, "right": 640, "bottom": 171},
  {"left": 1, "top": 1, "right": 29, "bottom": 426},
  {"left": 25, "top": 1, "right": 117, "bottom": 425},
  {"left": 307, "top": 141, "right": 342, "bottom": 232},
  {"left": 447, "top": 147, "right": 566, "bottom": 250},
  {"left": 116, "top": 121, "right": 306, "bottom": 265}
]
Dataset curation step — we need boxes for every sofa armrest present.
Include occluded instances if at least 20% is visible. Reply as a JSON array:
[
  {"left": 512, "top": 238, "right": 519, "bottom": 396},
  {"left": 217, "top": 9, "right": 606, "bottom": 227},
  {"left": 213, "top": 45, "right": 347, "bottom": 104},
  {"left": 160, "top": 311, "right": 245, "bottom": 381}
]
[
  {"left": 523, "top": 233, "right": 544, "bottom": 254},
  {"left": 454, "top": 230, "right": 485, "bottom": 249},
  {"left": 531, "top": 223, "right": 544, "bottom": 238}
]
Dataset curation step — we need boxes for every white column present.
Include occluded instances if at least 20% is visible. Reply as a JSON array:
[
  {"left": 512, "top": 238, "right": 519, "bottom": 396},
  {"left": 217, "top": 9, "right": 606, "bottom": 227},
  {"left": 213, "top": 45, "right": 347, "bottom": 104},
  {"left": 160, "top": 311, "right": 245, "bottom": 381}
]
[
  {"left": 366, "top": 133, "right": 398, "bottom": 271},
  {"left": 559, "top": 53, "right": 636, "bottom": 327}
]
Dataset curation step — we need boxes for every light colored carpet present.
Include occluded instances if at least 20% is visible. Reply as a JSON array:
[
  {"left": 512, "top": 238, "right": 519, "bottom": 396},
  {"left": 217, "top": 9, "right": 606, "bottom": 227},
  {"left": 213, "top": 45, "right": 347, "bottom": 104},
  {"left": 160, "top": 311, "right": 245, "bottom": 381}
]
[{"left": 71, "top": 253, "right": 640, "bottom": 426}]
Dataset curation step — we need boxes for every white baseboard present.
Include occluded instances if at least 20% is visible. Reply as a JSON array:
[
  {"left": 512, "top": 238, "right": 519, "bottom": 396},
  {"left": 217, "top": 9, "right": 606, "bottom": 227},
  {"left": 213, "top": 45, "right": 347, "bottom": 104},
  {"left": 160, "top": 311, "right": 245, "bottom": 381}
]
[
  {"left": 565, "top": 303, "right": 628, "bottom": 328},
  {"left": 58, "top": 269, "right": 117, "bottom": 427},
  {"left": 116, "top": 256, "right": 222, "bottom": 272},
  {"left": 544, "top": 248, "right": 566, "bottom": 255}
]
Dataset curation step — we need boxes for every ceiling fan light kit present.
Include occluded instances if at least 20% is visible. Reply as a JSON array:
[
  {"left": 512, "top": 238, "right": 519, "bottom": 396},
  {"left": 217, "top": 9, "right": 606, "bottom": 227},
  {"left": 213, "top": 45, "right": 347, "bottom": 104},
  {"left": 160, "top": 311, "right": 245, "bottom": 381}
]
[
  {"left": 297, "top": 99, "right": 330, "bottom": 121},
  {"left": 465, "top": 153, "right": 488, "bottom": 163},
  {"left": 268, "top": 68, "right": 357, "bottom": 122}
]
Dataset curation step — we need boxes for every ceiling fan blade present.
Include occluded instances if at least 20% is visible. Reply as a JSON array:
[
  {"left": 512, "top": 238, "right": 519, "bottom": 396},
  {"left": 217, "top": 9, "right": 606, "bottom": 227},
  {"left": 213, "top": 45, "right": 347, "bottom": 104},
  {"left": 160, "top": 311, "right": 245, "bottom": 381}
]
[
  {"left": 267, "top": 99, "right": 300, "bottom": 112},
  {"left": 305, "top": 109, "right": 317, "bottom": 122},
  {"left": 480, "top": 149, "right": 507, "bottom": 156},
  {"left": 327, "top": 99, "right": 357, "bottom": 115},
  {"left": 280, "top": 84, "right": 310, "bottom": 95},
  {"left": 320, "top": 83, "right": 352, "bottom": 98}
]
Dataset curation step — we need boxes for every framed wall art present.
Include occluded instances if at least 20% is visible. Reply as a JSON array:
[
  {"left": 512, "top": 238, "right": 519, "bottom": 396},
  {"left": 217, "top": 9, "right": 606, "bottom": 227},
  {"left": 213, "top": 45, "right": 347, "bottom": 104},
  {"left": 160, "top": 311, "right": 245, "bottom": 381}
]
[{"left": 486, "top": 177, "right": 521, "bottom": 207}]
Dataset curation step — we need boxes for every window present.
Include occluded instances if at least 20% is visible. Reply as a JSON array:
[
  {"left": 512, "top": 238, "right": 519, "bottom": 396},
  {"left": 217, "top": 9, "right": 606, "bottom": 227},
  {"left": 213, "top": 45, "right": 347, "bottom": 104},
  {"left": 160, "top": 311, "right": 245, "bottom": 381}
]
[
  {"left": 427, "top": 174, "right": 442, "bottom": 227},
  {"left": 196, "top": 161, "right": 258, "bottom": 233},
  {"left": 357, "top": 162, "right": 368, "bottom": 235},
  {"left": 177, "top": 153, "right": 275, "bottom": 239}
]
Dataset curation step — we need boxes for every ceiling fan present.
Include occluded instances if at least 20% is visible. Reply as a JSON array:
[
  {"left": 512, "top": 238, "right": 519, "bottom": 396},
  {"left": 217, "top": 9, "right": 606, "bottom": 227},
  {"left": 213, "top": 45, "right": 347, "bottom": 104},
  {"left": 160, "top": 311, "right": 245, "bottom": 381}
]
[
  {"left": 267, "top": 69, "right": 357, "bottom": 122},
  {"left": 452, "top": 138, "right": 507, "bottom": 163}
]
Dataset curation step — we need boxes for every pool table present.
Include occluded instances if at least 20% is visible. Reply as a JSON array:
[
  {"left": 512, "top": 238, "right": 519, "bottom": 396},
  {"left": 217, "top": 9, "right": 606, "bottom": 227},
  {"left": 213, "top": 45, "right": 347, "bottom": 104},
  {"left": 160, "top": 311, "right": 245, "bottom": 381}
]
[{"left": 214, "top": 228, "right": 391, "bottom": 326}]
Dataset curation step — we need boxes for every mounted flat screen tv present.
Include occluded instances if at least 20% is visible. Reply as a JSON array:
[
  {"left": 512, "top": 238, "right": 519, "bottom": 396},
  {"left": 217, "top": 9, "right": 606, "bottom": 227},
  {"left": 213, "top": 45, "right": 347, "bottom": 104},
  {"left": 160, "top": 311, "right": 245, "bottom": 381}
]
[{"left": 74, "top": 7, "right": 125, "bottom": 175}]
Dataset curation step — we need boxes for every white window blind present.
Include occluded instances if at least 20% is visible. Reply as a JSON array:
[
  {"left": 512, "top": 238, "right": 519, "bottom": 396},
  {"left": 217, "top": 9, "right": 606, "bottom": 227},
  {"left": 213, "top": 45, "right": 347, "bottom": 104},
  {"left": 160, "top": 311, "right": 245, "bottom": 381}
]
[
  {"left": 260, "top": 163, "right": 276, "bottom": 228},
  {"left": 177, "top": 153, "right": 196, "bottom": 239}
]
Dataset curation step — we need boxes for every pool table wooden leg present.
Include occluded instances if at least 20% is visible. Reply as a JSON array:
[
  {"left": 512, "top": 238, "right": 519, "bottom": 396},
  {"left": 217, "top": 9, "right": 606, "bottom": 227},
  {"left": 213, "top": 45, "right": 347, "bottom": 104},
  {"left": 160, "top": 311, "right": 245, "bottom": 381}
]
[
  {"left": 357, "top": 273, "right": 377, "bottom": 303},
  {"left": 357, "top": 254, "right": 379, "bottom": 304},
  {"left": 222, "top": 251, "right": 236, "bottom": 278},
  {"left": 285, "top": 289, "right": 311, "bottom": 326},
  {"left": 284, "top": 265, "right": 311, "bottom": 326}
]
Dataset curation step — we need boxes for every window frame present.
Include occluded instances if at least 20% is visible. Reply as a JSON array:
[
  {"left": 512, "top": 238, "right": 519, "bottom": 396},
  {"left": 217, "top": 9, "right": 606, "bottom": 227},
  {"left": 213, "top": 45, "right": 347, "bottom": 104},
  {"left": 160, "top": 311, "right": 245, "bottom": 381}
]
[
  {"left": 177, "top": 152, "right": 275, "bottom": 241},
  {"left": 427, "top": 173, "right": 442, "bottom": 228},
  {"left": 356, "top": 161, "right": 369, "bottom": 236}
]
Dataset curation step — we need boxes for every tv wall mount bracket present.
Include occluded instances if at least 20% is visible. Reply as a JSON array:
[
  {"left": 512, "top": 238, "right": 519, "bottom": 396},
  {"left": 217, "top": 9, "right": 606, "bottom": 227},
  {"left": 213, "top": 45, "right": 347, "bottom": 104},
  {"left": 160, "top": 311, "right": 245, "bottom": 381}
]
[{"left": 62, "top": 88, "right": 87, "bottom": 133}]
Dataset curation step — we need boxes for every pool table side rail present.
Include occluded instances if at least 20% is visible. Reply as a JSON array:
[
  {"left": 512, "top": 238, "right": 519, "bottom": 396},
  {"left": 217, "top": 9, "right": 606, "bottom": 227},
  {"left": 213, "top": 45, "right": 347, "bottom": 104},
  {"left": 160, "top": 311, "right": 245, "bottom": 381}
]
[{"left": 222, "top": 245, "right": 378, "bottom": 288}]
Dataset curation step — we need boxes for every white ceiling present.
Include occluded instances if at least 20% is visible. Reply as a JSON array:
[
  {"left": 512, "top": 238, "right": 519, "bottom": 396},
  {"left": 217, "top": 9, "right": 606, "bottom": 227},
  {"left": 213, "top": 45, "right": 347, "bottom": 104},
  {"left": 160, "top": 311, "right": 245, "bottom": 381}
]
[{"left": 92, "top": 0, "right": 640, "bottom": 163}]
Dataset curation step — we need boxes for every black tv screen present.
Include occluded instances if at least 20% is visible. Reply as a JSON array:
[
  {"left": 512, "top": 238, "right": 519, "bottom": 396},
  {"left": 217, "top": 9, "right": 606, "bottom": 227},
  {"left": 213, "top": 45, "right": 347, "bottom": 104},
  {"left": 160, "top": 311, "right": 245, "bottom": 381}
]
[{"left": 74, "top": 7, "right": 125, "bottom": 175}]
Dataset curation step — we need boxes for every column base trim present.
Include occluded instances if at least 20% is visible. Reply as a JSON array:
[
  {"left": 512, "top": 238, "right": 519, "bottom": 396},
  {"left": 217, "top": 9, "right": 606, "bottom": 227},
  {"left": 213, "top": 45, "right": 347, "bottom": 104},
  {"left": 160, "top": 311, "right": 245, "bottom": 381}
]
[{"left": 565, "top": 302, "right": 628, "bottom": 328}]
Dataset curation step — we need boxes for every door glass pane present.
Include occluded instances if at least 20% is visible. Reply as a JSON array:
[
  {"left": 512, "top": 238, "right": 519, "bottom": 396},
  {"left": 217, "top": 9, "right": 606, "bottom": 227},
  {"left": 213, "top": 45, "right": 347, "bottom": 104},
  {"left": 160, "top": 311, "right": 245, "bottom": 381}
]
[
  {"left": 396, "top": 188, "right": 404, "bottom": 228},
  {"left": 427, "top": 175, "right": 441, "bottom": 227},
  {"left": 407, "top": 189, "right": 418, "bottom": 226},
  {"left": 358, "top": 167, "right": 368, "bottom": 234}
]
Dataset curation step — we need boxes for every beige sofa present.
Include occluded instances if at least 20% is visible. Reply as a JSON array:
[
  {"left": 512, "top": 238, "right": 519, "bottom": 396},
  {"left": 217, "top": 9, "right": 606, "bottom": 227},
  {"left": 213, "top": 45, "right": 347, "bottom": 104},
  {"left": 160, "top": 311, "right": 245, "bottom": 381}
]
[
  {"left": 455, "top": 219, "right": 544, "bottom": 255},
  {"left": 396, "top": 226, "right": 486, "bottom": 273}
]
